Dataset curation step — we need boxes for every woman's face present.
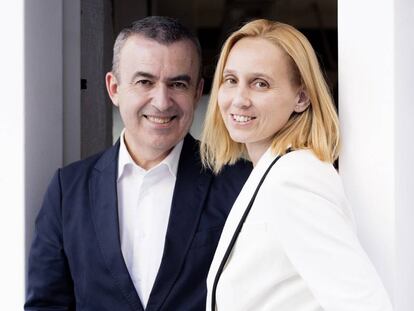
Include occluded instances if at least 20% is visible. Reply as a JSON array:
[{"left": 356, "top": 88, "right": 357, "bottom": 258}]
[{"left": 218, "top": 37, "right": 300, "bottom": 161}]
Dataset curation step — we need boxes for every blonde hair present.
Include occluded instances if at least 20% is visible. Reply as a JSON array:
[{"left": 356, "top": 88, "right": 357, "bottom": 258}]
[{"left": 200, "top": 19, "right": 340, "bottom": 173}]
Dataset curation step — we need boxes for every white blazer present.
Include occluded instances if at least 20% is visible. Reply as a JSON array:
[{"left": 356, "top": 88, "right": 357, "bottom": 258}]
[{"left": 206, "top": 149, "right": 393, "bottom": 311}]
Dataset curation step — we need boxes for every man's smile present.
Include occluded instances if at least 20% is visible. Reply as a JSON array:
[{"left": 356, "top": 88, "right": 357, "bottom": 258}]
[{"left": 144, "top": 114, "right": 177, "bottom": 124}]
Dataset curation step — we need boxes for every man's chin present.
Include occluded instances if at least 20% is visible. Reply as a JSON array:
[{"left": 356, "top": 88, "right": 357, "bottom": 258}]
[{"left": 149, "top": 136, "right": 181, "bottom": 153}]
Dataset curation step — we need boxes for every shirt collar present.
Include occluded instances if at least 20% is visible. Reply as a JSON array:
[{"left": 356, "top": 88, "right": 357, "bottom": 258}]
[{"left": 117, "top": 129, "right": 183, "bottom": 181}]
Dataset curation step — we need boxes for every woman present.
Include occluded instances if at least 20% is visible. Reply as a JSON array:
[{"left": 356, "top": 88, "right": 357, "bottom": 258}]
[{"left": 200, "top": 19, "right": 393, "bottom": 310}]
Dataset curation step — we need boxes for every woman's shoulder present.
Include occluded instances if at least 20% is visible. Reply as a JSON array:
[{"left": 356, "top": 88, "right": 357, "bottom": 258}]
[
  {"left": 270, "top": 149, "right": 337, "bottom": 180},
  {"left": 267, "top": 149, "right": 347, "bottom": 206},
  {"left": 279, "top": 148, "right": 332, "bottom": 169},
  {"left": 258, "top": 149, "right": 355, "bottom": 229}
]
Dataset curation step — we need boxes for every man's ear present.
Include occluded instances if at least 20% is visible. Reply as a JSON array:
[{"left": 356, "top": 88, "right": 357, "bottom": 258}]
[
  {"left": 194, "top": 78, "right": 204, "bottom": 107},
  {"left": 294, "top": 88, "right": 310, "bottom": 113},
  {"left": 105, "top": 72, "right": 120, "bottom": 107}
]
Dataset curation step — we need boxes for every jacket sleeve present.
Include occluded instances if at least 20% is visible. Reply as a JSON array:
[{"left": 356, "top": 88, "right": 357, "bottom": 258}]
[
  {"left": 268, "top": 153, "right": 393, "bottom": 311},
  {"left": 25, "top": 170, "right": 75, "bottom": 311}
]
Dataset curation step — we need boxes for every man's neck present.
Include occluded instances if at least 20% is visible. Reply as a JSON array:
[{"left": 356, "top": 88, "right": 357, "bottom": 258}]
[{"left": 125, "top": 142, "right": 172, "bottom": 171}]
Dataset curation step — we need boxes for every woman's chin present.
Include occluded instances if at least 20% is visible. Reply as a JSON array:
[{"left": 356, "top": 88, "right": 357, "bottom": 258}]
[{"left": 228, "top": 133, "right": 249, "bottom": 144}]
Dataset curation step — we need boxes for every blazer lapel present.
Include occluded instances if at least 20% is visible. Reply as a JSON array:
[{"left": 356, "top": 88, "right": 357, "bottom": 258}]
[
  {"left": 89, "top": 142, "right": 144, "bottom": 311},
  {"left": 146, "top": 135, "right": 213, "bottom": 311}
]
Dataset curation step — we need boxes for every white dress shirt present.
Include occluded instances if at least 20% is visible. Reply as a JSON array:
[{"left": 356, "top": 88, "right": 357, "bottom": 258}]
[
  {"left": 117, "top": 130, "right": 183, "bottom": 308},
  {"left": 207, "top": 148, "right": 393, "bottom": 311}
]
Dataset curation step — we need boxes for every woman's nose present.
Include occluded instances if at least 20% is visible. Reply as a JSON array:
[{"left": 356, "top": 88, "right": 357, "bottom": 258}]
[{"left": 231, "top": 86, "right": 251, "bottom": 109}]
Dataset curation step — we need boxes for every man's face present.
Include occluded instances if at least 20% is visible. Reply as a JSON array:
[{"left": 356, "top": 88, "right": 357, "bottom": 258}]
[{"left": 106, "top": 35, "right": 203, "bottom": 167}]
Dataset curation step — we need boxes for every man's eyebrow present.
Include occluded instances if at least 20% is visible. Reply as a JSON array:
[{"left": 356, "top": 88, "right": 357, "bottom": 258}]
[
  {"left": 131, "top": 71, "right": 157, "bottom": 82},
  {"left": 130, "top": 72, "right": 192, "bottom": 84}
]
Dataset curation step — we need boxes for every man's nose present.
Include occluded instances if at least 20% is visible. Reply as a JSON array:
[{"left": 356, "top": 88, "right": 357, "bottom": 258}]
[
  {"left": 232, "top": 86, "right": 251, "bottom": 109},
  {"left": 151, "top": 84, "right": 172, "bottom": 111}
]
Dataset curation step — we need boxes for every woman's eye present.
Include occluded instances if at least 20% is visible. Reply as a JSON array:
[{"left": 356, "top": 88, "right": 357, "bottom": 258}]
[
  {"left": 254, "top": 80, "right": 269, "bottom": 88},
  {"left": 223, "top": 77, "right": 236, "bottom": 85}
]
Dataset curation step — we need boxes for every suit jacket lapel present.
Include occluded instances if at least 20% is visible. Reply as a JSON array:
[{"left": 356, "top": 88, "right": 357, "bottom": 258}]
[
  {"left": 89, "top": 142, "right": 144, "bottom": 311},
  {"left": 146, "top": 135, "right": 213, "bottom": 311}
]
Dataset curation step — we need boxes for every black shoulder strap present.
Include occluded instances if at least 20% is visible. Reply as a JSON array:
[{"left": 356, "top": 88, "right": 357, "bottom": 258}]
[{"left": 211, "top": 153, "right": 285, "bottom": 310}]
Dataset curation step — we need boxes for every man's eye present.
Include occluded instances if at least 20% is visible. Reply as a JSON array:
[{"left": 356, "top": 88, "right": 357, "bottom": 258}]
[
  {"left": 171, "top": 82, "right": 188, "bottom": 89},
  {"left": 172, "top": 82, "right": 187, "bottom": 89},
  {"left": 136, "top": 79, "right": 153, "bottom": 86}
]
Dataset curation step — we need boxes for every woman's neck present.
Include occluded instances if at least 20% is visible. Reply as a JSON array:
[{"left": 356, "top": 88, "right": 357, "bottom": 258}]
[{"left": 245, "top": 140, "right": 272, "bottom": 167}]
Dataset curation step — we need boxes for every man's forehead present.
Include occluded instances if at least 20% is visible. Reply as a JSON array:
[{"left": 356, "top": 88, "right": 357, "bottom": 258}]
[
  {"left": 122, "top": 34, "right": 198, "bottom": 58},
  {"left": 119, "top": 35, "right": 200, "bottom": 79}
]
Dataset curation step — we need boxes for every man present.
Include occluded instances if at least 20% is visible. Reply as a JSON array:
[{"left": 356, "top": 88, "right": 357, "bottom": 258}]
[{"left": 25, "top": 16, "right": 251, "bottom": 311}]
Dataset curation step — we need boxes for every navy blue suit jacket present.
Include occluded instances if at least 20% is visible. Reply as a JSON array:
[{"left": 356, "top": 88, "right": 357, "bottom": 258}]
[{"left": 25, "top": 135, "right": 251, "bottom": 311}]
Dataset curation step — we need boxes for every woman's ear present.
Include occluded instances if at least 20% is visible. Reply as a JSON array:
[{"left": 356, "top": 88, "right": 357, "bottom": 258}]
[{"left": 294, "top": 88, "right": 310, "bottom": 113}]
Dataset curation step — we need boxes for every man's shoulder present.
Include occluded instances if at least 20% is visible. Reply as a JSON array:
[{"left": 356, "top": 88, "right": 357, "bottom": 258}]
[
  {"left": 220, "top": 159, "right": 252, "bottom": 178},
  {"left": 180, "top": 135, "right": 252, "bottom": 178},
  {"left": 59, "top": 144, "right": 119, "bottom": 181}
]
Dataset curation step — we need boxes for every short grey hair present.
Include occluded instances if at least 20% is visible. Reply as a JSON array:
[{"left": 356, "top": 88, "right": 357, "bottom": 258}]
[{"left": 112, "top": 16, "right": 202, "bottom": 82}]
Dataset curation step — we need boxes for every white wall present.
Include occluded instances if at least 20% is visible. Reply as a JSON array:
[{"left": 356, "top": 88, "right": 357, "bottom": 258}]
[
  {"left": 24, "top": 0, "right": 65, "bottom": 277},
  {"left": 0, "top": 0, "right": 80, "bottom": 308},
  {"left": 0, "top": 1, "right": 25, "bottom": 308},
  {"left": 190, "top": 95, "right": 209, "bottom": 139},
  {"left": 394, "top": 1, "right": 414, "bottom": 310},
  {"left": 24, "top": 0, "right": 81, "bottom": 261},
  {"left": 339, "top": 0, "right": 414, "bottom": 308},
  {"left": 63, "top": 0, "right": 81, "bottom": 164}
]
